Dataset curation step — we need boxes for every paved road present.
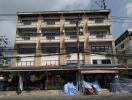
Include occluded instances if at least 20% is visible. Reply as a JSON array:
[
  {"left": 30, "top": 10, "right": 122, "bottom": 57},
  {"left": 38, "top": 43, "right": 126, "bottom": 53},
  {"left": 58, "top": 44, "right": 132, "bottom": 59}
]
[{"left": 0, "top": 94, "right": 132, "bottom": 100}]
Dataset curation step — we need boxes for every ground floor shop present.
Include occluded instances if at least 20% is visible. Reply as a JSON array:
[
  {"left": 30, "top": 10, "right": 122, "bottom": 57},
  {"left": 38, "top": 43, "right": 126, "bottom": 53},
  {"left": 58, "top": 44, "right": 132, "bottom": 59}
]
[
  {"left": 0, "top": 70, "right": 78, "bottom": 91},
  {"left": 0, "top": 69, "right": 119, "bottom": 92}
]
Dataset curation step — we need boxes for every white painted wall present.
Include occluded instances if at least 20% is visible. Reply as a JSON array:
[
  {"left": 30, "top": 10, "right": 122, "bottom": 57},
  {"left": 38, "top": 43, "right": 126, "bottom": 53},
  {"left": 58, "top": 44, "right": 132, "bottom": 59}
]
[
  {"left": 66, "top": 53, "right": 83, "bottom": 63},
  {"left": 16, "top": 54, "right": 35, "bottom": 67},
  {"left": 129, "top": 40, "right": 132, "bottom": 50},
  {"left": 41, "top": 54, "right": 59, "bottom": 66},
  {"left": 90, "top": 54, "right": 112, "bottom": 64}
]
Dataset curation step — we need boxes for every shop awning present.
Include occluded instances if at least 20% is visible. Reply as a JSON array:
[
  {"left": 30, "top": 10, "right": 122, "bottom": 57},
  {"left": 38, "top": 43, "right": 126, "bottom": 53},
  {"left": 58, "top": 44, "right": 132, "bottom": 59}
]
[{"left": 81, "top": 69, "right": 119, "bottom": 74}]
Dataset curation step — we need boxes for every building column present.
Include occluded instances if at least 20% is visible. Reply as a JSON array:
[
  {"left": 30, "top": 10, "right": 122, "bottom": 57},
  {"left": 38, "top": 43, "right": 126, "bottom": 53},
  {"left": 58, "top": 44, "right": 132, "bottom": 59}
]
[
  {"left": 83, "top": 16, "right": 91, "bottom": 64},
  {"left": 112, "top": 41, "right": 118, "bottom": 64},
  {"left": 109, "top": 20, "right": 118, "bottom": 64},
  {"left": 11, "top": 49, "right": 17, "bottom": 67},
  {"left": 11, "top": 30, "right": 20, "bottom": 67},
  {"left": 35, "top": 16, "right": 43, "bottom": 66},
  {"left": 59, "top": 16, "right": 66, "bottom": 65}
]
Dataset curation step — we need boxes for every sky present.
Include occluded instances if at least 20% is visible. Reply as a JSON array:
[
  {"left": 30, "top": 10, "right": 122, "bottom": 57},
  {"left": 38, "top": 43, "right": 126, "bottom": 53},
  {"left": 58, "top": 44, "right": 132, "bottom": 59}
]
[{"left": 0, "top": 0, "right": 132, "bottom": 47}]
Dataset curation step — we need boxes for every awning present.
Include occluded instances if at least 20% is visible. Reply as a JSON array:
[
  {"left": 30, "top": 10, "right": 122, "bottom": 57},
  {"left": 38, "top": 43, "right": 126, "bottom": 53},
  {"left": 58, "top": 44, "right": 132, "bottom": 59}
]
[{"left": 81, "top": 69, "right": 119, "bottom": 74}]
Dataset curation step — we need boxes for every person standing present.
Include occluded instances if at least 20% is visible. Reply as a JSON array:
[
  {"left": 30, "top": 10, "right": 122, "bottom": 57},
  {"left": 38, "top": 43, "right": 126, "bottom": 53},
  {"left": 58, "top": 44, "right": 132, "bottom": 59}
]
[{"left": 18, "top": 74, "right": 23, "bottom": 94}]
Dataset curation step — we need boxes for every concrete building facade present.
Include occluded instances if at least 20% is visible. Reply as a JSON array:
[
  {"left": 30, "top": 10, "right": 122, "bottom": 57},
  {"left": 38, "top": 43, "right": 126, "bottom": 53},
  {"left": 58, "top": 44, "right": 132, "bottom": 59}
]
[
  {"left": 6, "top": 9, "right": 120, "bottom": 91},
  {"left": 115, "top": 28, "right": 132, "bottom": 64},
  {"left": 12, "top": 9, "right": 117, "bottom": 67}
]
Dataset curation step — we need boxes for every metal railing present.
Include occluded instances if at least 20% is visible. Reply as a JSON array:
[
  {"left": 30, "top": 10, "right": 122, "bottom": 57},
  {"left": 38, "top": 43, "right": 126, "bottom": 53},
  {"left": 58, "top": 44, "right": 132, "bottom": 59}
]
[
  {"left": 17, "top": 22, "right": 37, "bottom": 26},
  {"left": 16, "top": 61, "right": 35, "bottom": 67},
  {"left": 42, "top": 60, "right": 59, "bottom": 66},
  {"left": 88, "top": 20, "right": 110, "bottom": 24},
  {"left": 40, "top": 36, "right": 60, "bottom": 41},
  {"left": 65, "top": 35, "right": 77, "bottom": 39},
  {"left": 89, "top": 35, "right": 113, "bottom": 41},
  {"left": 67, "top": 60, "right": 84, "bottom": 64},
  {"left": 16, "top": 36, "right": 36, "bottom": 41}
]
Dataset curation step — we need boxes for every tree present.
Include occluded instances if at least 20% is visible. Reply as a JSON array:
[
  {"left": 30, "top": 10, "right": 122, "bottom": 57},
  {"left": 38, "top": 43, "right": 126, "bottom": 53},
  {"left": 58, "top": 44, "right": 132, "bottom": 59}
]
[{"left": 0, "top": 36, "right": 8, "bottom": 67}]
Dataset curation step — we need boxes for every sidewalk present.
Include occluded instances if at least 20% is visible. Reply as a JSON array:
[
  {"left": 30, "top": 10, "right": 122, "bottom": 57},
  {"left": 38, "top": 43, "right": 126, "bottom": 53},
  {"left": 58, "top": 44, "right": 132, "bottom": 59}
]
[
  {"left": 0, "top": 90, "right": 64, "bottom": 97},
  {"left": 0, "top": 89, "right": 114, "bottom": 97}
]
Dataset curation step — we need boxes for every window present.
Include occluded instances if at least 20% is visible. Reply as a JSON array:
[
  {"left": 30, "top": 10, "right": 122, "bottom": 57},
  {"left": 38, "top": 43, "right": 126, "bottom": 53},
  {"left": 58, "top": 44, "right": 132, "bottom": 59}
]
[
  {"left": 121, "top": 44, "right": 124, "bottom": 49},
  {"left": 20, "top": 33, "right": 37, "bottom": 37},
  {"left": 90, "top": 31, "right": 107, "bottom": 38},
  {"left": 92, "top": 59, "right": 111, "bottom": 64},
  {"left": 93, "top": 60, "right": 97, "bottom": 64},
  {"left": 47, "top": 21, "right": 55, "bottom": 25},
  {"left": 46, "top": 36, "right": 55, "bottom": 40},
  {"left": 70, "top": 35, "right": 77, "bottom": 39},
  {"left": 22, "top": 36, "right": 30, "bottom": 40},
  {"left": 95, "top": 18, "right": 104, "bottom": 23},
  {"left": 102, "top": 59, "right": 111, "bottom": 64},
  {"left": 91, "top": 46, "right": 109, "bottom": 52},
  {"left": 66, "top": 46, "right": 84, "bottom": 53},
  {"left": 42, "top": 47, "right": 60, "bottom": 53},
  {"left": 18, "top": 48, "right": 36, "bottom": 54},
  {"left": 89, "top": 17, "right": 105, "bottom": 23},
  {"left": 66, "top": 47, "right": 78, "bottom": 53}
]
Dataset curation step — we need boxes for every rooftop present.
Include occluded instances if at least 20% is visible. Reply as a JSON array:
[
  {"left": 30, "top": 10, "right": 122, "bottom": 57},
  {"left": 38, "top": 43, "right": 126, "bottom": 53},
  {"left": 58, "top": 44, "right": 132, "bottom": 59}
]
[
  {"left": 115, "top": 29, "right": 132, "bottom": 45},
  {"left": 17, "top": 9, "right": 111, "bottom": 15}
]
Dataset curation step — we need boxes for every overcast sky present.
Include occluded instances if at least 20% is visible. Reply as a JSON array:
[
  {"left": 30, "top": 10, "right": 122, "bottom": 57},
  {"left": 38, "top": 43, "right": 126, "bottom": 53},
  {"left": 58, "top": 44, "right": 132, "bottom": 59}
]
[{"left": 0, "top": 0, "right": 132, "bottom": 47}]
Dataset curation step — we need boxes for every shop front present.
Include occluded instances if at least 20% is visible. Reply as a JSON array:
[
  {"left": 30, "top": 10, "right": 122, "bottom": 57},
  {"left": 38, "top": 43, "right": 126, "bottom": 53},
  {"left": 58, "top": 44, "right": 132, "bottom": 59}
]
[{"left": 80, "top": 69, "right": 119, "bottom": 89}]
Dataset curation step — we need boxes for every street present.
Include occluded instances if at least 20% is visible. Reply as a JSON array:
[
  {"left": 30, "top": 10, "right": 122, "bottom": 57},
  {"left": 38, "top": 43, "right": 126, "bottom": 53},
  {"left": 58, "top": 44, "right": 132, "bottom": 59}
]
[{"left": 0, "top": 93, "right": 132, "bottom": 100}]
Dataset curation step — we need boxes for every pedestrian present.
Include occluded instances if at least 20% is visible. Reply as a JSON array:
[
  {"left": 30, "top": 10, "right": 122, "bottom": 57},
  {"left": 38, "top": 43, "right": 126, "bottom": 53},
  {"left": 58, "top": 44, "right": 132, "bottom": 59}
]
[{"left": 17, "top": 74, "right": 23, "bottom": 94}]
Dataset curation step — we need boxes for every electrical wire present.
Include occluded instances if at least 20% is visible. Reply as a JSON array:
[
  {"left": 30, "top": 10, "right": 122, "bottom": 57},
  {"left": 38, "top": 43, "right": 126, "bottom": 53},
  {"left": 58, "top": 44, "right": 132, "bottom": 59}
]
[{"left": 0, "top": 50, "right": 132, "bottom": 59}]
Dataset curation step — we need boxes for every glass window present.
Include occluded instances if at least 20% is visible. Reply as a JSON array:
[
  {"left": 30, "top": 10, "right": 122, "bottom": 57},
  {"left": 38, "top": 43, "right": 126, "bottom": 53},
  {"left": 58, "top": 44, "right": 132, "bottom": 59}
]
[
  {"left": 102, "top": 59, "right": 111, "bottom": 64},
  {"left": 121, "top": 44, "right": 124, "bottom": 49},
  {"left": 18, "top": 48, "right": 36, "bottom": 54},
  {"left": 93, "top": 60, "right": 97, "bottom": 64},
  {"left": 42, "top": 47, "right": 60, "bottom": 53}
]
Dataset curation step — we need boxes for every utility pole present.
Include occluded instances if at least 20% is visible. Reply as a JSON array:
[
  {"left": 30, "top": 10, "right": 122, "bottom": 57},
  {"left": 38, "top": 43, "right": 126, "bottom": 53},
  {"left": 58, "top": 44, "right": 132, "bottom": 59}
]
[
  {"left": 76, "top": 20, "right": 80, "bottom": 66},
  {"left": 76, "top": 16, "right": 81, "bottom": 94},
  {"left": 96, "top": 0, "right": 107, "bottom": 9}
]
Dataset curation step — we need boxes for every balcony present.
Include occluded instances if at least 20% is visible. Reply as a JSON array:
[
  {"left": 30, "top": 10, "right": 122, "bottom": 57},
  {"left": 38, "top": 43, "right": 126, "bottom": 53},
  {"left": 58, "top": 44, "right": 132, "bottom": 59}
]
[
  {"left": 67, "top": 60, "right": 84, "bottom": 64},
  {"left": 42, "top": 60, "right": 59, "bottom": 67},
  {"left": 16, "top": 54, "right": 35, "bottom": 67},
  {"left": 89, "top": 35, "right": 113, "bottom": 42},
  {"left": 40, "top": 36, "right": 60, "bottom": 43},
  {"left": 64, "top": 21, "right": 76, "bottom": 27},
  {"left": 88, "top": 20, "right": 111, "bottom": 27},
  {"left": 65, "top": 35, "right": 84, "bottom": 42},
  {"left": 16, "top": 36, "right": 36, "bottom": 44},
  {"left": 41, "top": 21, "right": 60, "bottom": 28},
  {"left": 16, "top": 61, "right": 35, "bottom": 67},
  {"left": 64, "top": 21, "right": 84, "bottom": 27},
  {"left": 17, "top": 22, "right": 37, "bottom": 28}
]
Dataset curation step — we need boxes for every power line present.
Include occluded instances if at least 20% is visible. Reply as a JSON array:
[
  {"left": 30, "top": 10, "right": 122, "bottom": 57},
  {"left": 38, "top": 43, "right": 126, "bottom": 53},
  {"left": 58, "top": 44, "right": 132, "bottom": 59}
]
[
  {"left": 1, "top": 13, "right": 132, "bottom": 20},
  {"left": 0, "top": 50, "right": 131, "bottom": 59},
  {"left": 0, "top": 47, "right": 132, "bottom": 52}
]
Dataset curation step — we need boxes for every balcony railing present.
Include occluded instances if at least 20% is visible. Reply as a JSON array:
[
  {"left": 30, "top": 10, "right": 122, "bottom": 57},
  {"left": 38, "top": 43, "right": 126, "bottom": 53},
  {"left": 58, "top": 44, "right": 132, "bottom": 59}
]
[
  {"left": 67, "top": 60, "right": 84, "bottom": 64},
  {"left": 65, "top": 35, "right": 84, "bottom": 42},
  {"left": 64, "top": 21, "right": 83, "bottom": 27},
  {"left": 17, "top": 22, "right": 37, "bottom": 28},
  {"left": 42, "top": 60, "right": 59, "bottom": 67},
  {"left": 40, "top": 36, "right": 60, "bottom": 43},
  {"left": 16, "top": 36, "right": 36, "bottom": 43},
  {"left": 16, "top": 61, "right": 35, "bottom": 67},
  {"left": 41, "top": 21, "right": 60, "bottom": 27},
  {"left": 89, "top": 35, "right": 113, "bottom": 41},
  {"left": 88, "top": 20, "right": 111, "bottom": 26}
]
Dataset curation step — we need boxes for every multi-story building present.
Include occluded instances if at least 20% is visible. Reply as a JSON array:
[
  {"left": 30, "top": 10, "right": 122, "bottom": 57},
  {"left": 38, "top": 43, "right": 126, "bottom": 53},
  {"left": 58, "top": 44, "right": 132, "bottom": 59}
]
[
  {"left": 115, "top": 28, "right": 132, "bottom": 64},
  {"left": 10, "top": 9, "right": 118, "bottom": 90}
]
